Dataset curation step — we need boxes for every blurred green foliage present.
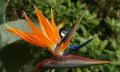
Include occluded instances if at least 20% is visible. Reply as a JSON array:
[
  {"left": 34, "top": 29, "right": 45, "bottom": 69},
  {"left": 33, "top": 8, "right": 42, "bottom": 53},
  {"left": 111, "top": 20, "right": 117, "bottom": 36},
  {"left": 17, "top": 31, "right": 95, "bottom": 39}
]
[{"left": 1, "top": 0, "right": 120, "bottom": 72}]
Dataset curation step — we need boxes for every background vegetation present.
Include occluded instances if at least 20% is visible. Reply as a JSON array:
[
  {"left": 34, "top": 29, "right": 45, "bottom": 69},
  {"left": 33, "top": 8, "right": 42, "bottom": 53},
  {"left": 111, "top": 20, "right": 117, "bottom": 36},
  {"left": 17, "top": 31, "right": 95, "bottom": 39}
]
[{"left": 0, "top": 0, "right": 120, "bottom": 72}]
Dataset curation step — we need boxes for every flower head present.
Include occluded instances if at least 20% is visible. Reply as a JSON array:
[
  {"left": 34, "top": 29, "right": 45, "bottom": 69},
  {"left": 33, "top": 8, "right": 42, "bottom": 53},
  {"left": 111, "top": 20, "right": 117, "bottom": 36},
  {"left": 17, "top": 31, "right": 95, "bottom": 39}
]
[{"left": 6, "top": 5, "right": 77, "bottom": 56}]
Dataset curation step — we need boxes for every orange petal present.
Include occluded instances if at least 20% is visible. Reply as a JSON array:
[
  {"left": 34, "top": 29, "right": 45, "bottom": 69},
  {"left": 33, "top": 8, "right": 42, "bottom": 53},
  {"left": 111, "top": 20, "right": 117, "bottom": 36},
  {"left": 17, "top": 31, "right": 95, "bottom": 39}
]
[
  {"left": 6, "top": 24, "right": 56, "bottom": 54},
  {"left": 51, "top": 9, "right": 61, "bottom": 42},
  {"left": 23, "top": 11, "right": 41, "bottom": 34},
  {"left": 40, "top": 23, "right": 48, "bottom": 37},
  {"left": 24, "top": 32, "right": 56, "bottom": 54},
  {"left": 23, "top": 12, "right": 48, "bottom": 40},
  {"left": 7, "top": 28, "right": 47, "bottom": 47},
  {"left": 23, "top": 12, "right": 55, "bottom": 47},
  {"left": 33, "top": 5, "right": 58, "bottom": 44}
]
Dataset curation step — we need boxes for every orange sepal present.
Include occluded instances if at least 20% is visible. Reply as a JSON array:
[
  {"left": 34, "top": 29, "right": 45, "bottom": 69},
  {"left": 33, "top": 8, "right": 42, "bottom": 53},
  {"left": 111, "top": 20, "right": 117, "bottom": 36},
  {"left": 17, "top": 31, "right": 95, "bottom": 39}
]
[
  {"left": 23, "top": 12, "right": 56, "bottom": 47},
  {"left": 7, "top": 28, "right": 48, "bottom": 47},
  {"left": 51, "top": 9, "right": 61, "bottom": 42},
  {"left": 33, "top": 5, "right": 58, "bottom": 44}
]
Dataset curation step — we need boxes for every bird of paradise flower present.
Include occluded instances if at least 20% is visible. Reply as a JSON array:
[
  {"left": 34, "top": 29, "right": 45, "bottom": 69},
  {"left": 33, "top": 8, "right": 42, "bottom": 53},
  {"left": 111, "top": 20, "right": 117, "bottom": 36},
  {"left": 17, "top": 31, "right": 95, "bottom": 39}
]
[{"left": 6, "top": 5, "right": 110, "bottom": 72}]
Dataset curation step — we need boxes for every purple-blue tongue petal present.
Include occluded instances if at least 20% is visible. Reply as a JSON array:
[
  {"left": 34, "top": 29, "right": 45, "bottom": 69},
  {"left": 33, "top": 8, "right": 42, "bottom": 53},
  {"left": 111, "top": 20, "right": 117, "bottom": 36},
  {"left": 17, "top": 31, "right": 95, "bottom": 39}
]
[{"left": 68, "top": 37, "right": 95, "bottom": 50}]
